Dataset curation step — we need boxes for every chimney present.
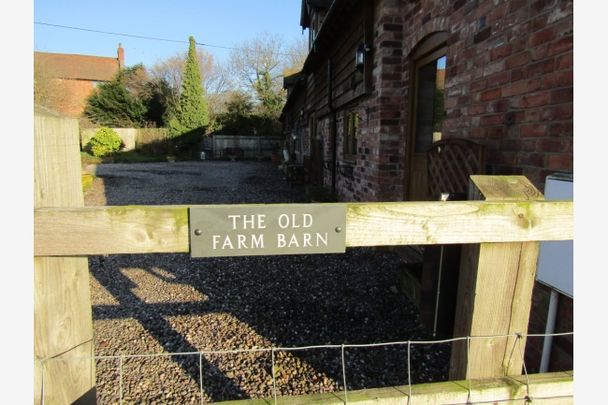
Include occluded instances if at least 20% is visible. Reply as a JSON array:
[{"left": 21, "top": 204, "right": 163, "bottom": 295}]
[{"left": 117, "top": 43, "right": 124, "bottom": 68}]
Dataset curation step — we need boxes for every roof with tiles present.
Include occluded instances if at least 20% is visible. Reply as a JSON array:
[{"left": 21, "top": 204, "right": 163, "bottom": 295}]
[{"left": 34, "top": 48, "right": 122, "bottom": 82}]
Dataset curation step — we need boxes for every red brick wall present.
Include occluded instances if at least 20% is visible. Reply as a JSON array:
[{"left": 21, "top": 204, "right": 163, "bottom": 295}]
[
  {"left": 288, "top": 0, "right": 572, "bottom": 200},
  {"left": 353, "top": 0, "right": 573, "bottom": 199},
  {"left": 359, "top": 0, "right": 409, "bottom": 201},
  {"left": 52, "top": 78, "right": 97, "bottom": 118},
  {"left": 335, "top": 0, "right": 409, "bottom": 202},
  {"left": 435, "top": 0, "right": 572, "bottom": 189},
  {"left": 396, "top": 0, "right": 573, "bottom": 370}
]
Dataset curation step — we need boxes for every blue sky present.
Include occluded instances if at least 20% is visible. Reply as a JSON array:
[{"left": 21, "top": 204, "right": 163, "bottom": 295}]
[{"left": 34, "top": 0, "right": 305, "bottom": 68}]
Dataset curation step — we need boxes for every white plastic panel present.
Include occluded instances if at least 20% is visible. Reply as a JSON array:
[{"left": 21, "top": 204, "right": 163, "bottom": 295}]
[{"left": 536, "top": 173, "right": 573, "bottom": 297}]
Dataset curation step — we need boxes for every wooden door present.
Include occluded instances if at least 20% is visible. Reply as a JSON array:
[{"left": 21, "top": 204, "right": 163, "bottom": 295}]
[{"left": 407, "top": 50, "right": 446, "bottom": 201}]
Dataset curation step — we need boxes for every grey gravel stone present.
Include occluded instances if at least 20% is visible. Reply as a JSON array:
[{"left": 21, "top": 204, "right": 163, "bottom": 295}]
[{"left": 85, "top": 161, "right": 450, "bottom": 404}]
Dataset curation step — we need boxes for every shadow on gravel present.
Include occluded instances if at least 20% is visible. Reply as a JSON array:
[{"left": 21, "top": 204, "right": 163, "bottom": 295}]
[
  {"left": 91, "top": 256, "right": 248, "bottom": 402},
  {"left": 90, "top": 249, "right": 451, "bottom": 402},
  {"left": 88, "top": 160, "right": 450, "bottom": 402}
]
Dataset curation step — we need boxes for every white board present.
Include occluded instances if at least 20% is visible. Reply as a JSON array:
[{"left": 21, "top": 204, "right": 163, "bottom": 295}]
[{"left": 536, "top": 173, "right": 573, "bottom": 297}]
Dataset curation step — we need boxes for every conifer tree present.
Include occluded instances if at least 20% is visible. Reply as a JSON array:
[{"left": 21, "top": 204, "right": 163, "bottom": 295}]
[
  {"left": 169, "top": 36, "right": 209, "bottom": 135},
  {"left": 84, "top": 68, "right": 147, "bottom": 128}
]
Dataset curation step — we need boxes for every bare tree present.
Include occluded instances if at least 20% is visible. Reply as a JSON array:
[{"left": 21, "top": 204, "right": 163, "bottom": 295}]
[
  {"left": 228, "top": 32, "right": 286, "bottom": 91},
  {"left": 150, "top": 47, "right": 230, "bottom": 96},
  {"left": 285, "top": 35, "right": 309, "bottom": 75},
  {"left": 228, "top": 32, "right": 304, "bottom": 118},
  {"left": 198, "top": 50, "right": 231, "bottom": 96},
  {"left": 33, "top": 59, "right": 67, "bottom": 112},
  {"left": 149, "top": 33, "right": 309, "bottom": 126}
]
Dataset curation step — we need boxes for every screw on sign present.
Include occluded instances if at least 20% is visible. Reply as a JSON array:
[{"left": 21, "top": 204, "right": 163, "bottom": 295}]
[{"left": 189, "top": 204, "right": 347, "bottom": 257}]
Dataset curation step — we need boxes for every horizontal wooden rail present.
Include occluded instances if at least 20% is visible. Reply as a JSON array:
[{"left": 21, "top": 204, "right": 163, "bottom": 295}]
[
  {"left": 216, "top": 371, "right": 573, "bottom": 405},
  {"left": 34, "top": 200, "right": 572, "bottom": 256}
]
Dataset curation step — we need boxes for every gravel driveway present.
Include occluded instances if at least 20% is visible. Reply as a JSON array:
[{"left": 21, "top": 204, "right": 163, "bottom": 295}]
[{"left": 84, "top": 161, "right": 450, "bottom": 404}]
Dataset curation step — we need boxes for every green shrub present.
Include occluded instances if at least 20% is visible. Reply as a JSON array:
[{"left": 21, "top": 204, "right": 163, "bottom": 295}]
[{"left": 87, "top": 127, "right": 123, "bottom": 157}]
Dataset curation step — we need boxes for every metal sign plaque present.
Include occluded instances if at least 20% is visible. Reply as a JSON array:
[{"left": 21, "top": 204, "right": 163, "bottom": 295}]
[{"left": 189, "top": 204, "right": 347, "bottom": 257}]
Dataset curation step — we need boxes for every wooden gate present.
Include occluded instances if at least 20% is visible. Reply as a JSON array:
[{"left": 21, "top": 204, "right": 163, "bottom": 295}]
[{"left": 33, "top": 112, "right": 574, "bottom": 404}]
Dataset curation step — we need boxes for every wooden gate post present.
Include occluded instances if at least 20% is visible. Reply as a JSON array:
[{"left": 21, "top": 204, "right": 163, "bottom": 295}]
[
  {"left": 449, "top": 175, "right": 544, "bottom": 380},
  {"left": 34, "top": 109, "right": 96, "bottom": 404}
]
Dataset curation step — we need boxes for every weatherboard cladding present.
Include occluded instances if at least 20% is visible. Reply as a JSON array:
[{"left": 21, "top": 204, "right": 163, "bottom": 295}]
[{"left": 300, "top": 0, "right": 333, "bottom": 28}]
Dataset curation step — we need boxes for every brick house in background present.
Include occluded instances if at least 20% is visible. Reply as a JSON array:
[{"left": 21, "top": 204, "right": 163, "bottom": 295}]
[
  {"left": 281, "top": 0, "right": 572, "bottom": 374},
  {"left": 34, "top": 45, "right": 124, "bottom": 117}
]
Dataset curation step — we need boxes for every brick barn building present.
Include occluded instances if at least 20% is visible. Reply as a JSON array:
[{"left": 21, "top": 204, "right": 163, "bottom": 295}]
[
  {"left": 34, "top": 45, "right": 125, "bottom": 117},
  {"left": 281, "top": 0, "right": 572, "bottom": 199},
  {"left": 281, "top": 0, "right": 573, "bottom": 373}
]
